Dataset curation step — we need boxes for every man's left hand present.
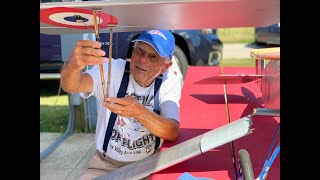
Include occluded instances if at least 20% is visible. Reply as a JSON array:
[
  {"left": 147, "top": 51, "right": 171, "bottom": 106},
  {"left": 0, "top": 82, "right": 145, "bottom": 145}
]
[{"left": 102, "top": 96, "right": 145, "bottom": 118}]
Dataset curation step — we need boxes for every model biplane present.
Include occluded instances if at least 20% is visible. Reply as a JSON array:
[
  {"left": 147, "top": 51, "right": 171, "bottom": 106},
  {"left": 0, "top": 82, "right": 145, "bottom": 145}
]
[{"left": 40, "top": 0, "right": 280, "bottom": 179}]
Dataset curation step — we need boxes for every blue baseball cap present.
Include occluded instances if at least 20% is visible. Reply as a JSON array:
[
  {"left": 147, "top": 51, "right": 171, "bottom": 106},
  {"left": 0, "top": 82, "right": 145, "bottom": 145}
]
[{"left": 132, "top": 30, "right": 175, "bottom": 60}]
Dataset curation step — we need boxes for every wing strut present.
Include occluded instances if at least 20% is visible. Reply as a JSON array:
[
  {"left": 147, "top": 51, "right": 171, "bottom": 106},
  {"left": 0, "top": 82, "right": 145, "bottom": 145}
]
[{"left": 93, "top": 9, "right": 118, "bottom": 101}]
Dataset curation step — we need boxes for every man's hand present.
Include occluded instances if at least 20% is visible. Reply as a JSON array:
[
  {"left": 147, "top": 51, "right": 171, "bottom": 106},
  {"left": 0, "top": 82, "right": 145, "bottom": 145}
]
[
  {"left": 61, "top": 40, "right": 108, "bottom": 94},
  {"left": 102, "top": 95, "right": 179, "bottom": 141},
  {"left": 103, "top": 96, "right": 144, "bottom": 118},
  {"left": 67, "top": 40, "right": 108, "bottom": 71}
]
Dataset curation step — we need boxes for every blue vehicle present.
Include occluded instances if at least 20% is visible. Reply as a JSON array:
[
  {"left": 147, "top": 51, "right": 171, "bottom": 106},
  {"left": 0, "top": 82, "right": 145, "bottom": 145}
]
[
  {"left": 255, "top": 23, "right": 280, "bottom": 46},
  {"left": 40, "top": 29, "right": 223, "bottom": 79}
]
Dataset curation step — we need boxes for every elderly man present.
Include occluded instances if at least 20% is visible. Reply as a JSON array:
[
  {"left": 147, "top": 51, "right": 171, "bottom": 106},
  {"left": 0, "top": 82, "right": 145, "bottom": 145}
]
[{"left": 60, "top": 30, "right": 182, "bottom": 179}]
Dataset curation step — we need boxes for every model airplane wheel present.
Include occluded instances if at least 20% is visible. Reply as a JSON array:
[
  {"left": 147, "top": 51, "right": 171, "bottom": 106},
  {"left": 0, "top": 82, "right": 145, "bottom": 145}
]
[{"left": 239, "top": 149, "right": 255, "bottom": 180}]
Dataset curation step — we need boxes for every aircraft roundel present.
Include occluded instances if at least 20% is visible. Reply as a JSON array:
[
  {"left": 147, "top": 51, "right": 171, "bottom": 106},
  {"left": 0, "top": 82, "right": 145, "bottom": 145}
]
[{"left": 40, "top": 7, "right": 118, "bottom": 29}]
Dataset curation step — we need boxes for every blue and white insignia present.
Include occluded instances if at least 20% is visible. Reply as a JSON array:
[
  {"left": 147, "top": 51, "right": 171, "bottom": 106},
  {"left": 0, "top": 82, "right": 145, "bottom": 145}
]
[{"left": 147, "top": 30, "right": 167, "bottom": 40}]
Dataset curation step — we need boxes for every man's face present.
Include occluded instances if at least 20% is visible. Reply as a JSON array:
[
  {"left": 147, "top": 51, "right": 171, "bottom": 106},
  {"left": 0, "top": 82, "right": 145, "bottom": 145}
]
[{"left": 130, "top": 42, "right": 172, "bottom": 87}]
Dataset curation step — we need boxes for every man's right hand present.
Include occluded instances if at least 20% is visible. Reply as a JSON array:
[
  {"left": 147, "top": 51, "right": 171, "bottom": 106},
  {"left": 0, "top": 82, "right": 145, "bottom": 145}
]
[
  {"left": 61, "top": 40, "right": 108, "bottom": 94},
  {"left": 67, "top": 40, "right": 108, "bottom": 71}
]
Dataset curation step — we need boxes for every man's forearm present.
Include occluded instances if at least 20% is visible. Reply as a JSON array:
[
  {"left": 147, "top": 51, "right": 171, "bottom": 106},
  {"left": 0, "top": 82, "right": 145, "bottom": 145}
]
[
  {"left": 103, "top": 96, "right": 180, "bottom": 141},
  {"left": 136, "top": 108, "right": 180, "bottom": 142},
  {"left": 60, "top": 61, "right": 83, "bottom": 94}
]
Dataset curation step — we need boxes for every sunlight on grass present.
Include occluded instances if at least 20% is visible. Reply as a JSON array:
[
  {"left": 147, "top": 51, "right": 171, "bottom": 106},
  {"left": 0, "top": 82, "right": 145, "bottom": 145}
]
[
  {"left": 217, "top": 27, "right": 255, "bottom": 44},
  {"left": 220, "top": 58, "right": 255, "bottom": 67},
  {"left": 40, "top": 95, "right": 69, "bottom": 132},
  {"left": 40, "top": 95, "right": 69, "bottom": 106}
]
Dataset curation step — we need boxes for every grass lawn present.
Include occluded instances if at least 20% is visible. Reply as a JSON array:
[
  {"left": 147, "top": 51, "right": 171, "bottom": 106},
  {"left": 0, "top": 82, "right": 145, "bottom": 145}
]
[
  {"left": 217, "top": 27, "right": 255, "bottom": 44},
  {"left": 220, "top": 58, "right": 254, "bottom": 67},
  {"left": 40, "top": 95, "right": 69, "bottom": 132},
  {"left": 40, "top": 80, "right": 69, "bottom": 132}
]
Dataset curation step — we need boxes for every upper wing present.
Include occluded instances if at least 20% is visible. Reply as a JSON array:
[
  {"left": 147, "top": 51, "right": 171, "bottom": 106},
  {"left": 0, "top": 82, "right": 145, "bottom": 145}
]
[{"left": 40, "top": 0, "right": 280, "bottom": 34}]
